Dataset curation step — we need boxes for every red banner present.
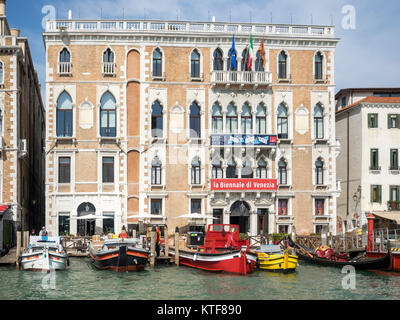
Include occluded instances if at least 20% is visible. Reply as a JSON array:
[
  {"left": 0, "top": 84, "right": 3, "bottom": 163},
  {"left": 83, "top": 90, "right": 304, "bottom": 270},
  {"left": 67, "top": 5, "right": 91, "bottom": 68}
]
[{"left": 211, "top": 179, "right": 278, "bottom": 191}]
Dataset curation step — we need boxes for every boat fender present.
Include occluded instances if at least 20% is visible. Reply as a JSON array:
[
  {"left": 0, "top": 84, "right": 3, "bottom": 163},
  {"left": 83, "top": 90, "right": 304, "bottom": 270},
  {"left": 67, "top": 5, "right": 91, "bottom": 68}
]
[{"left": 193, "top": 253, "right": 198, "bottom": 261}]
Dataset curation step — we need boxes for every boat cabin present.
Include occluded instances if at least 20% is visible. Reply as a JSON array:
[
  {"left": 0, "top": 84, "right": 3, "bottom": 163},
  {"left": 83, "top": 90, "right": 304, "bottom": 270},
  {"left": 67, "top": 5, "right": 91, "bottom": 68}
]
[{"left": 201, "top": 224, "right": 249, "bottom": 253}]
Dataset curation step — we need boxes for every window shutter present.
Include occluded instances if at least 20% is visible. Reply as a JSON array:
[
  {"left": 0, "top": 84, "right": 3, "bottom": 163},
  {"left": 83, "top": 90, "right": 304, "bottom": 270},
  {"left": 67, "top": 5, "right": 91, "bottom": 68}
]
[
  {"left": 370, "top": 185, "right": 374, "bottom": 203},
  {"left": 397, "top": 115, "right": 400, "bottom": 129},
  {"left": 388, "top": 114, "right": 393, "bottom": 129},
  {"left": 390, "top": 150, "right": 394, "bottom": 169},
  {"left": 368, "top": 114, "right": 372, "bottom": 128},
  {"left": 378, "top": 185, "right": 382, "bottom": 204}
]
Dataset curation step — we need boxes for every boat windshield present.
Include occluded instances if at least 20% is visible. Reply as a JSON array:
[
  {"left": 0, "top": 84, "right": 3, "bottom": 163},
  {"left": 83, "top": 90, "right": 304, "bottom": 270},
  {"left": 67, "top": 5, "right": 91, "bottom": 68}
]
[{"left": 209, "top": 225, "right": 237, "bottom": 233}]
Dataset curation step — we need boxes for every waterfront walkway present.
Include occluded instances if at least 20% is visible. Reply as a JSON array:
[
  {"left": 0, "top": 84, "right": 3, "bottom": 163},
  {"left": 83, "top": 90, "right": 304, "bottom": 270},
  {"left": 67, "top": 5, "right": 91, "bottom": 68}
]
[{"left": 0, "top": 248, "right": 16, "bottom": 265}]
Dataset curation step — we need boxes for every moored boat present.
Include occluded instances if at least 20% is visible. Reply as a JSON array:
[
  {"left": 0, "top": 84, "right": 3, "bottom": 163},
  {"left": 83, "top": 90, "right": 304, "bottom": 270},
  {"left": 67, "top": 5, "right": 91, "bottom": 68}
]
[
  {"left": 19, "top": 236, "right": 69, "bottom": 272},
  {"left": 168, "top": 224, "right": 258, "bottom": 275},
  {"left": 89, "top": 238, "right": 150, "bottom": 272},
  {"left": 256, "top": 244, "right": 298, "bottom": 273}
]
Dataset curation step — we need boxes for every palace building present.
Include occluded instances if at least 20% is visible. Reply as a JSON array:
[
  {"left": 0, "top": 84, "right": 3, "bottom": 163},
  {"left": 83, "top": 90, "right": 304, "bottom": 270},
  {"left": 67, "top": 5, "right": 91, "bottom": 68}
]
[{"left": 43, "top": 16, "right": 340, "bottom": 237}]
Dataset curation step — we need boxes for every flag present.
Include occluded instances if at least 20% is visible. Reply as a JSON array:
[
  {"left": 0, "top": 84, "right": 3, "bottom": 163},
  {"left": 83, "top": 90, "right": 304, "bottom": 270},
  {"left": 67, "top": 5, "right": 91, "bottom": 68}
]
[
  {"left": 257, "top": 37, "right": 266, "bottom": 70},
  {"left": 230, "top": 34, "right": 237, "bottom": 70},
  {"left": 247, "top": 33, "right": 254, "bottom": 71}
]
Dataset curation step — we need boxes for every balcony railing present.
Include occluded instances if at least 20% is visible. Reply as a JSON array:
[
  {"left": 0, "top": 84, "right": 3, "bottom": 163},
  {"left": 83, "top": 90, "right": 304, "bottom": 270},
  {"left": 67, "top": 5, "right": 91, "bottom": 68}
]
[
  {"left": 58, "top": 62, "right": 72, "bottom": 75},
  {"left": 102, "top": 62, "right": 116, "bottom": 76},
  {"left": 211, "top": 71, "right": 272, "bottom": 86}
]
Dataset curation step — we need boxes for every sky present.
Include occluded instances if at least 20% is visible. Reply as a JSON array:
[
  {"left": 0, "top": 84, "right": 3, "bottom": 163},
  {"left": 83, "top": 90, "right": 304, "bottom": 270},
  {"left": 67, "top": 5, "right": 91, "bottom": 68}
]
[{"left": 4, "top": 0, "right": 400, "bottom": 107}]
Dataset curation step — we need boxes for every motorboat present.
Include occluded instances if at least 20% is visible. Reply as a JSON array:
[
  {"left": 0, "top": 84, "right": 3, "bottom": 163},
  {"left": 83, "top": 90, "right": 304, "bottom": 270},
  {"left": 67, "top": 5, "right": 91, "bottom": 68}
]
[
  {"left": 256, "top": 244, "right": 298, "bottom": 273},
  {"left": 89, "top": 238, "right": 150, "bottom": 272},
  {"left": 19, "top": 236, "right": 69, "bottom": 272}
]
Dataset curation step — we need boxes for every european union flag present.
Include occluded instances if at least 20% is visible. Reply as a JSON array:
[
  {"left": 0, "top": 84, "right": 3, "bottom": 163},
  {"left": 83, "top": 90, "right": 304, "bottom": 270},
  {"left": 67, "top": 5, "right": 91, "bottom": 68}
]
[{"left": 230, "top": 34, "right": 237, "bottom": 70}]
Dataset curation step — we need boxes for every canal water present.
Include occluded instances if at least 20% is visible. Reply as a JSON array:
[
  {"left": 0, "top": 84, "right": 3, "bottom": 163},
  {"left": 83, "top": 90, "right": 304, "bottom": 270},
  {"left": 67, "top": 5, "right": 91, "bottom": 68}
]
[{"left": 0, "top": 258, "right": 399, "bottom": 300}]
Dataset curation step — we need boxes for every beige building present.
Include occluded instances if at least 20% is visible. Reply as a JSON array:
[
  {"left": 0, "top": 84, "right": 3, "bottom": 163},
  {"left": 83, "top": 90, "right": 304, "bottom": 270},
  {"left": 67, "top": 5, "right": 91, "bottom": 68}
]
[
  {"left": 0, "top": 0, "right": 46, "bottom": 253},
  {"left": 43, "top": 16, "right": 340, "bottom": 237}
]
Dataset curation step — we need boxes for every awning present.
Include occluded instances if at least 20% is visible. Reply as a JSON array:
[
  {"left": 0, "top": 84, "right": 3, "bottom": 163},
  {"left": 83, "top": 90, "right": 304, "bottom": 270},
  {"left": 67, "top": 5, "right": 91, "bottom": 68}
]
[
  {"left": 373, "top": 212, "right": 400, "bottom": 225},
  {"left": 0, "top": 205, "right": 10, "bottom": 218}
]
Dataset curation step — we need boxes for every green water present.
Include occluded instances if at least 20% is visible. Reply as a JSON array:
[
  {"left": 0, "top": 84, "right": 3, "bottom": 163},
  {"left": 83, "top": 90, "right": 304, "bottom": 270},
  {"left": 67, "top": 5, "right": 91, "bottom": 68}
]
[{"left": 0, "top": 258, "right": 399, "bottom": 300}]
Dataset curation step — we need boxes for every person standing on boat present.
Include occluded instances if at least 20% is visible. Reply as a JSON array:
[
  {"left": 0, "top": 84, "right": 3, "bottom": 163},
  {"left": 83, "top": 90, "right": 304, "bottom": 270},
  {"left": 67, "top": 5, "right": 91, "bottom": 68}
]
[
  {"left": 119, "top": 225, "right": 128, "bottom": 239},
  {"left": 155, "top": 227, "right": 161, "bottom": 257},
  {"left": 39, "top": 226, "right": 47, "bottom": 236}
]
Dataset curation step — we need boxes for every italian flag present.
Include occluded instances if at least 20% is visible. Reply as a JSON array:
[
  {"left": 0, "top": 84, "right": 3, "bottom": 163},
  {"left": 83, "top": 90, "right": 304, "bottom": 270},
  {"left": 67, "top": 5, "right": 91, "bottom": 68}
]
[{"left": 247, "top": 33, "right": 253, "bottom": 71}]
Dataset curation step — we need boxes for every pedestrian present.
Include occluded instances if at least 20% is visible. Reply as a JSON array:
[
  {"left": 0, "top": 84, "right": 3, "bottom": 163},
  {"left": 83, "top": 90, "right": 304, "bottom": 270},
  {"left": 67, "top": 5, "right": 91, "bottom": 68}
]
[
  {"left": 119, "top": 225, "right": 128, "bottom": 239},
  {"left": 155, "top": 227, "right": 161, "bottom": 257},
  {"left": 30, "top": 228, "right": 35, "bottom": 236},
  {"left": 39, "top": 226, "right": 47, "bottom": 236}
]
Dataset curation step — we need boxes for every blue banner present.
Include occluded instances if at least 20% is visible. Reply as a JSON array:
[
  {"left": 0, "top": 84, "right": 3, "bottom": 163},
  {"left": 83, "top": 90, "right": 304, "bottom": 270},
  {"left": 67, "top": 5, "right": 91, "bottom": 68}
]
[{"left": 210, "top": 134, "right": 278, "bottom": 146}]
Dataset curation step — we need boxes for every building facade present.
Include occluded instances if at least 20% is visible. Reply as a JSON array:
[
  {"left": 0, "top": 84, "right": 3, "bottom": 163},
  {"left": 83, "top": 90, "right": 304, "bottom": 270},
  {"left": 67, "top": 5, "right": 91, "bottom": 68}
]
[
  {"left": 0, "top": 0, "right": 46, "bottom": 253},
  {"left": 336, "top": 89, "right": 400, "bottom": 232},
  {"left": 43, "top": 17, "right": 340, "bottom": 237}
]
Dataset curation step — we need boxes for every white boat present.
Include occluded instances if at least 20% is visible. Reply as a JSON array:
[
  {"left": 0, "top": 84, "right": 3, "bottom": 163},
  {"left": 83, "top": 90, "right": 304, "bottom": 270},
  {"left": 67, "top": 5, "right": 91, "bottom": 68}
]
[{"left": 19, "top": 236, "right": 69, "bottom": 272}]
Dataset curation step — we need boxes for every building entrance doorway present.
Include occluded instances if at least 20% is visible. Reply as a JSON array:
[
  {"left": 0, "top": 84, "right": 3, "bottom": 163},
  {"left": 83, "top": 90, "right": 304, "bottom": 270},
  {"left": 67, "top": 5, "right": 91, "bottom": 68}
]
[
  {"left": 229, "top": 201, "right": 250, "bottom": 234},
  {"left": 77, "top": 202, "right": 96, "bottom": 236}
]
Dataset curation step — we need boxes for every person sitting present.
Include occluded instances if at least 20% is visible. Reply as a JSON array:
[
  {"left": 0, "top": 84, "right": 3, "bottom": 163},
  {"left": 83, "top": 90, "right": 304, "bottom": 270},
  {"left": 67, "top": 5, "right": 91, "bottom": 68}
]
[{"left": 119, "top": 225, "right": 128, "bottom": 239}]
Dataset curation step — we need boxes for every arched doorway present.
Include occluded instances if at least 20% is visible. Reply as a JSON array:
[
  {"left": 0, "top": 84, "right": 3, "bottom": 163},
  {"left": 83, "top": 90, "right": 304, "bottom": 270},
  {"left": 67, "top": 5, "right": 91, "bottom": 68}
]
[
  {"left": 229, "top": 201, "right": 250, "bottom": 233},
  {"left": 77, "top": 202, "right": 96, "bottom": 236}
]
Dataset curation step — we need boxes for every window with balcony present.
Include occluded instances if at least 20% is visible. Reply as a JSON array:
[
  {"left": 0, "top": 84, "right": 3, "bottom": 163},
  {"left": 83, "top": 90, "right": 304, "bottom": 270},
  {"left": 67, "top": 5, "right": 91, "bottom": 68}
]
[
  {"left": 212, "top": 103, "right": 223, "bottom": 133},
  {"left": 227, "top": 48, "right": 237, "bottom": 71},
  {"left": 368, "top": 113, "right": 378, "bottom": 128},
  {"left": 370, "top": 149, "right": 380, "bottom": 170},
  {"left": 58, "top": 157, "right": 71, "bottom": 183},
  {"left": 226, "top": 159, "right": 238, "bottom": 178},
  {"left": 213, "top": 48, "right": 223, "bottom": 71},
  {"left": 388, "top": 114, "right": 400, "bottom": 129},
  {"left": 102, "top": 157, "right": 114, "bottom": 183},
  {"left": 256, "top": 103, "right": 267, "bottom": 134},
  {"left": 191, "top": 199, "right": 201, "bottom": 215},
  {"left": 314, "top": 103, "right": 324, "bottom": 139},
  {"left": 190, "top": 49, "right": 200, "bottom": 79},
  {"left": 256, "top": 158, "right": 267, "bottom": 178},
  {"left": 226, "top": 103, "right": 238, "bottom": 134},
  {"left": 151, "top": 100, "right": 163, "bottom": 138},
  {"left": 102, "top": 48, "right": 115, "bottom": 75},
  {"left": 315, "top": 158, "right": 324, "bottom": 185},
  {"left": 277, "top": 104, "right": 288, "bottom": 139},
  {"left": 100, "top": 91, "right": 116, "bottom": 137},
  {"left": 278, "top": 158, "right": 287, "bottom": 185},
  {"left": 191, "top": 157, "right": 201, "bottom": 184},
  {"left": 59, "top": 48, "right": 71, "bottom": 75},
  {"left": 151, "top": 199, "right": 162, "bottom": 215},
  {"left": 56, "top": 91, "right": 73, "bottom": 137},
  {"left": 241, "top": 48, "right": 251, "bottom": 71},
  {"left": 152, "top": 48, "right": 163, "bottom": 78},
  {"left": 371, "top": 185, "right": 382, "bottom": 203},
  {"left": 190, "top": 101, "right": 201, "bottom": 139},
  {"left": 278, "top": 199, "right": 288, "bottom": 215},
  {"left": 241, "top": 103, "right": 253, "bottom": 134},
  {"left": 151, "top": 156, "right": 162, "bottom": 185},
  {"left": 314, "top": 52, "right": 323, "bottom": 80},
  {"left": 255, "top": 51, "right": 264, "bottom": 72},
  {"left": 391, "top": 149, "right": 399, "bottom": 170},
  {"left": 278, "top": 51, "right": 287, "bottom": 79},
  {"left": 315, "top": 199, "right": 325, "bottom": 215}
]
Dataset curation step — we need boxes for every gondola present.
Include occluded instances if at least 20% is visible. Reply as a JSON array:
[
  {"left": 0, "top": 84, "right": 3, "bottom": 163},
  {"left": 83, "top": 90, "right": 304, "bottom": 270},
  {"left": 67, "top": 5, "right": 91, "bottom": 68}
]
[{"left": 289, "top": 237, "right": 391, "bottom": 270}]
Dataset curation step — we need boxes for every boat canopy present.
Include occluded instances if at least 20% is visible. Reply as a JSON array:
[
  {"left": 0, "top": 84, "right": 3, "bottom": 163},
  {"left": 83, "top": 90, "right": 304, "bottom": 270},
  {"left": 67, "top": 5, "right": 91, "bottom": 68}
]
[{"left": 30, "top": 236, "right": 61, "bottom": 245}]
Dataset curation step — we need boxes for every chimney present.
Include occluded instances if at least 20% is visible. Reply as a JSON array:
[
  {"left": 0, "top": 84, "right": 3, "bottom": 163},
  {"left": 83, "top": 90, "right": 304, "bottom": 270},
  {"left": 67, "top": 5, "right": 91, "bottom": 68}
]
[
  {"left": 0, "top": 0, "right": 5, "bottom": 16},
  {"left": 68, "top": 10, "right": 72, "bottom": 20},
  {"left": 10, "top": 28, "right": 20, "bottom": 37}
]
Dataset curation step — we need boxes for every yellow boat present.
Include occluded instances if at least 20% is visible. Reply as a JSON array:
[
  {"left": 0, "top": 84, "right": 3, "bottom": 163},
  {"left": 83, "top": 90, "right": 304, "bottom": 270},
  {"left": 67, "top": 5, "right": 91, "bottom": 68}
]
[{"left": 256, "top": 245, "right": 298, "bottom": 273}]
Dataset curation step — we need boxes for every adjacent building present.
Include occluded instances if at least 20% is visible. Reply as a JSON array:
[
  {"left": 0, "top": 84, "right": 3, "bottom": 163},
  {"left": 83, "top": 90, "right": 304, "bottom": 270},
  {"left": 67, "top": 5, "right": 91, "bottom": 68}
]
[
  {"left": 0, "top": 0, "right": 46, "bottom": 253},
  {"left": 43, "top": 16, "right": 340, "bottom": 237},
  {"left": 336, "top": 88, "right": 400, "bottom": 232}
]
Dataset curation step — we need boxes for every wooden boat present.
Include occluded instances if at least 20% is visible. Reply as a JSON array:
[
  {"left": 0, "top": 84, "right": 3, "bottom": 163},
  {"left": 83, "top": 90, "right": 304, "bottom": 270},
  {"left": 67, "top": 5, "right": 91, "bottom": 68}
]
[
  {"left": 89, "top": 238, "right": 150, "bottom": 272},
  {"left": 168, "top": 224, "right": 258, "bottom": 275},
  {"left": 255, "top": 244, "right": 298, "bottom": 273},
  {"left": 290, "top": 238, "right": 391, "bottom": 270},
  {"left": 19, "top": 236, "right": 69, "bottom": 272}
]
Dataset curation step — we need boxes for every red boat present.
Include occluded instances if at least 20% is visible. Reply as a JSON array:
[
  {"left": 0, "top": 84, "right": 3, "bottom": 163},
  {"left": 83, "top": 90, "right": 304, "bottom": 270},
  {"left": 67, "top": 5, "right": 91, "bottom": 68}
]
[{"left": 168, "top": 224, "right": 257, "bottom": 275}]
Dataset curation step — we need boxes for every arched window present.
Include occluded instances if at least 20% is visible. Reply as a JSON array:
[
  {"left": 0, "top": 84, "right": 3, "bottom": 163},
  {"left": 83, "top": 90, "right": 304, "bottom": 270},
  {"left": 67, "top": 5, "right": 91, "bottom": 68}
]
[
  {"left": 213, "top": 48, "right": 223, "bottom": 71},
  {"left": 59, "top": 48, "right": 70, "bottom": 63},
  {"left": 211, "top": 158, "right": 223, "bottom": 179},
  {"left": 278, "top": 158, "right": 287, "bottom": 185},
  {"left": 278, "top": 51, "right": 287, "bottom": 79},
  {"left": 256, "top": 103, "right": 266, "bottom": 134},
  {"left": 241, "top": 159, "right": 253, "bottom": 179},
  {"left": 241, "top": 48, "right": 250, "bottom": 71},
  {"left": 255, "top": 51, "right": 264, "bottom": 71},
  {"left": 212, "top": 103, "right": 223, "bottom": 133},
  {"left": 241, "top": 103, "right": 252, "bottom": 134},
  {"left": 152, "top": 48, "right": 162, "bottom": 77},
  {"left": 315, "top": 158, "right": 324, "bottom": 185},
  {"left": 103, "top": 48, "right": 114, "bottom": 63},
  {"left": 0, "top": 61, "right": 3, "bottom": 84},
  {"left": 56, "top": 91, "right": 73, "bottom": 137},
  {"left": 151, "top": 101, "right": 163, "bottom": 138},
  {"left": 314, "top": 103, "right": 324, "bottom": 139},
  {"left": 191, "top": 49, "right": 200, "bottom": 78},
  {"left": 226, "top": 103, "right": 238, "bottom": 134},
  {"left": 100, "top": 92, "right": 116, "bottom": 137},
  {"left": 226, "top": 158, "right": 238, "bottom": 178},
  {"left": 277, "top": 104, "right": 288, "bottom": 139},
  {"left": 256, "top": 158, "right": 267, "bottom": 178},
  {"left": 191, "top": 157, "right": 201, "bottom": 184},
  {"left": 189, "top": 101, "right": 201, "bottom": 138},
  {"left": 314, "top": 52, "right": 323, "bottom": 80},
  {"left": 227, "top": 48, "right": 237, "bottom": 71},
  {"left": 151, "top": 156, "right": 162, "bottom": 185}
]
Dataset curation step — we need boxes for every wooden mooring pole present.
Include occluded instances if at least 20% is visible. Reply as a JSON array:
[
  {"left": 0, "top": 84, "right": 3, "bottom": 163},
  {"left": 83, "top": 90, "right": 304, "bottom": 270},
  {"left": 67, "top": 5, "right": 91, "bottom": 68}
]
[
  {"left": 16, "top": 231, "right": 21, "bottom": 268},
  {"left": 150, "top": 227, "right": 156, "bottom": 268},
  {"left": 175, "top": 227, "right": 179, "bottom": 266},
  {"left": 164, "top": 226, "right": 169, "bottom": 257}
]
